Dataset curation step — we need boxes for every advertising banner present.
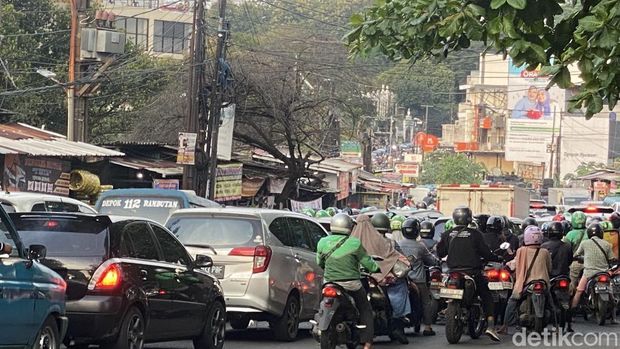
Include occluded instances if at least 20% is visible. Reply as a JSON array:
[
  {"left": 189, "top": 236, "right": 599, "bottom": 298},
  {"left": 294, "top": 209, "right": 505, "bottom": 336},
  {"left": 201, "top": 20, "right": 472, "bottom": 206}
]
[
  {"left": 395, "top": 163, "right": 419, "bottom": 177},
  {"left": 340, "top": 141, "right": 362, "bottom": 157},
  {"left": 559, "top": 114, "right": 609, "bottom": 180},
  {"left": 153, "top": 179, "right": 180, "bottom": 190},
  {"left": 241, "top": 177, "right": 266, "bottom": 197},
  {"left": 217, "top": 104, "right": 235, "bottom": 161},
  {"left": 2, "top": 155, "right": 71, "bottom": 196},
  {"left": 290, "top": 197, "right": 323, "bottom": 212},
  {"left": 176, "top": 132, "right": 197, "bottom": 165},
  {"left": 505, "top": 58, "right": 565, "bottom": 163},
  {"left": 337, "top": 172, "right": 350, "bottom": 201},
  {"left": 214, "top": 163, "right": 242, "bottom": 202}
]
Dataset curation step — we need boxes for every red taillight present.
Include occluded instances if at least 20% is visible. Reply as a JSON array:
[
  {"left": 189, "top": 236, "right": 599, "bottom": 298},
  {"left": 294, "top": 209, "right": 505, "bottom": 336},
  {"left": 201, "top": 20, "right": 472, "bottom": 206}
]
[
  {"left": 229, "top": 246, "right": 272, "bottom": 273},
  {"left": 430, "top": 270, "right": 442, "bottom": 282},
  {"left": 447, "top": 272, "right": 462, "bottom": 289},
  {"left": 558, "top": 279, "right": 569, "bottom": 289},
  {"left": 322, "top": 286, "right": 339, "bottom": 298},
  {"left": 95, "top": 264, "right": 122, "bottom": 290},
  {"left": 585, "top": 206, "right": 598, "bottom": 213},
  {"left": 598, "top": 274, "right": 610, "bottom": 283},
  {"left": 45, "top": 220, "right": 59, "bottom": 228},
  {"left": 486, "top": 269, "right": 499, "bottom": 280},
  {"left": 533, "top": 282, "right": 545, "bottom": 293},
  {"left": 499, "top": 270, "right": 511, "bottom": 282}
]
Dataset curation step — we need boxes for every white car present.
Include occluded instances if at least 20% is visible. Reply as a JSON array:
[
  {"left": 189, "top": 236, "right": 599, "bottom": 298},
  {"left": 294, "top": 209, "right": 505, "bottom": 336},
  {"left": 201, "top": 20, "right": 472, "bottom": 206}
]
[{"left": 0, "top": 192, "right": 96, "bottom": 214}]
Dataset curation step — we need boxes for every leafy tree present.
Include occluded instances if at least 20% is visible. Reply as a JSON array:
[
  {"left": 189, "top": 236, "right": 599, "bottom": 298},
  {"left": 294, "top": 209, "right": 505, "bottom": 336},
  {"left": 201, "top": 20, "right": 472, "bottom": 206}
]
[
  {"left": 378, "top": 60, "right": 456, "bottom": 135},
  {"left": 419, "top": 150, "right": 486, "bottom": 184},
  {"left": 346, "top": 0, "right": 620, "bottom": 117},
  {"left": 563, "top": 161, "right": 608, "bottom": 181}
]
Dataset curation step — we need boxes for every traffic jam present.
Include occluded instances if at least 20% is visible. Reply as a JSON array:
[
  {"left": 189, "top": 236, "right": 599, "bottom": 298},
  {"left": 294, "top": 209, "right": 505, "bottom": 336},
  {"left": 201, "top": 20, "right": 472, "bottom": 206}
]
[{"left": 1, "top": 185, "right": 619, "bottom": 349}]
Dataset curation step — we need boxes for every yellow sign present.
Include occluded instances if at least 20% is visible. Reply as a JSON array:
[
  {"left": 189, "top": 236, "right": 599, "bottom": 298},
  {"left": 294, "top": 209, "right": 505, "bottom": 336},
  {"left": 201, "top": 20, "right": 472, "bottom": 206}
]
[{"left": 215, "top": 163, "right": 242, "bottom": 201}]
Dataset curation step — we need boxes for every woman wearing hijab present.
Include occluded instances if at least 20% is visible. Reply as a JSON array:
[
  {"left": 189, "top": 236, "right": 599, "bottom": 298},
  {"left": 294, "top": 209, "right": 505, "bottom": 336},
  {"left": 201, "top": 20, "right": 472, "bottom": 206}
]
[{"left": 351, "top": 213, "right": 411, "bottom": 344}]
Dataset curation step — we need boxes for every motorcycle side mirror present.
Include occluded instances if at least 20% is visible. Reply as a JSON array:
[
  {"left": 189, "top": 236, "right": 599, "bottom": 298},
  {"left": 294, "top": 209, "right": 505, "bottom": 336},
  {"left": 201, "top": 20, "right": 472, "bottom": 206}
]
[
  {"left": 371, "top": 255, "right": 384, "bottom": 262},
  {"left": 499, "top": 242, "right": 511, "bottom": 250}
]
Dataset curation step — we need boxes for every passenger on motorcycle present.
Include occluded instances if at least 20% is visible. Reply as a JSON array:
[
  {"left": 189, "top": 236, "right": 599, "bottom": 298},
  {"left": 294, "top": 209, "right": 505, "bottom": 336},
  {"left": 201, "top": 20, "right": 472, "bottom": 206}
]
[
  {"left": 518, "top": 217, "right": 538, "bottom": 248},
  {"left": 352, "top": 213, "right": 411, "bottom": 344},
  {"left": 571, "top": 223, "right": 618, "bottom": 324},
  {"left": 483, "top": 216, "right": 505, "bottom": 252},
  {"left": 542, "top": 222, "right": 574, "bottom": 331},
  {"left": 399, "top": 218, "right": 440, "bottom": 336},
  {"left": 316, "top": 213, "right": 380, "bottom": 349},
  {"left": 500, "top": 226, "right": 553, "bottom": 334},
  {"left": 564, "top": 211, "right": 588, "bottom": 290},
  {"left": 419, "top": 220, "right": 437, "bottom": 252},
  {"left": 438, "top": 206, "right": 503, "bottom": 342}
]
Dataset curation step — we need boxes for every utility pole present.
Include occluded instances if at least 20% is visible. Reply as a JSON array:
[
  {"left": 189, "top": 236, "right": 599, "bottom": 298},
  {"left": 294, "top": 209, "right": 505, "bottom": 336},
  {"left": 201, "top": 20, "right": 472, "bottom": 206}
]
[
  {"left": 549, "top": 106, "right": 557, "bottom": 179},
  {"left": 421, "top": 104, "right": 433, "bottom": 134},
  {"left": 555, "top": 111, "right": 563, "bottom": 184},
  {"left": 67, "top": 0, "right": 79, "bottom": 141},
  {"left": 206, "top": 0, "right": 229, "bottom": 200},
  {"left": 183, "top": 0, "right": 206, "bottom": 191}
]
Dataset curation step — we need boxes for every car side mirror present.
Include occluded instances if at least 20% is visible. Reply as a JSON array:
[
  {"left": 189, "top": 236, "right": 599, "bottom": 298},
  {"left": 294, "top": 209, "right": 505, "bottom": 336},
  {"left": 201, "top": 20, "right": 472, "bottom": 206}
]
[
  {"left": 28, "top": 244, "right": 47, "bottom": 261},
  {"left": 194, "top": 254, "right": 213, "bottom": 268}
]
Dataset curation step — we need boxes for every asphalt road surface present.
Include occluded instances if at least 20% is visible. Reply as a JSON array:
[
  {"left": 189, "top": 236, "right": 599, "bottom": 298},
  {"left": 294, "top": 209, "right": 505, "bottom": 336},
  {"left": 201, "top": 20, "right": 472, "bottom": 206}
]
[{"left": 145, "top": 318, "right": 619, "bottom": 349}]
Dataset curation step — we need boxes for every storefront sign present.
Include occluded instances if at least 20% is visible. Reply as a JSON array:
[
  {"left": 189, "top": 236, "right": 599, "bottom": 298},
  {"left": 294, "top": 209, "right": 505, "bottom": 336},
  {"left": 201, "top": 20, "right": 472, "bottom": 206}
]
[
  {"left": 395, "top": 163, "right": 419, "bottom": 177},
  {"left": 341, "top": 141, "right": 362, "bottom": 157},
  {"left": 2, "top": 155, "right": 71, "bottom": 196},
  {"left": 176, "top": 132, "right": 197, "bottom": 165},
  {"left": 153, "top": 179, "right": 180, "bottom": 190},
  {"left": 215, "top": 163, "right": 242, "bottom": 201}
]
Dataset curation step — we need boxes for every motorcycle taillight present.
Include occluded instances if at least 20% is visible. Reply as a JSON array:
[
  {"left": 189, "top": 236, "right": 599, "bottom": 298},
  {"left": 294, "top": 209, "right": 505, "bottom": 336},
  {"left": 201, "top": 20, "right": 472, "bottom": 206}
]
[
  {"left": 486, "top": 269, "right": 499, "bottom": 281},
  {"left": 557, "top": 279, "right": 569, "bottom": 289},
  {"left": 533, "top": 282, "right": 545, "bottom": 294},
  {"left": 499, "top": 270, "right": 511, "bottom": 282},
  {"left": 430, "top": 270, "right": 442, "bottom": 282},
  {"left": 447, "top": 272, "right": 462, "bottom": 289},
  {"left": 322, "top": 286, "right": 339, "bottom": 298},
  {"left": 598, "top": 274, "right": 610, "bottom": 283}
]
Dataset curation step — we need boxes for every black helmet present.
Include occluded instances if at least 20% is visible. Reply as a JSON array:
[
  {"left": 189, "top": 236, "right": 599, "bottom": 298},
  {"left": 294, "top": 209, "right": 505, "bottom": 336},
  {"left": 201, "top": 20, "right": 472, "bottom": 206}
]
[
  {"left": 561, "top": 220, "right": 572, "bottom": 235},
  {"left": 547, "top": 221, "right": 564, "bottom": 239},
  {"left": 486, "top": 216, "right": 505, "bottom": 234},
  {"left": 609, "top": 212, "right": 620, "bottom": 229},
  {"left": 419, "top": 220, "right": 435, "bottom": 239},
  {"left": 371, "top": 213, "right": 391, "bottom": 233},
  {"left": 453, "top": 206, "right": 473, "bottom": 227},
  {"left": 402, "top": 218, "right": 421, "bottom": 240},
  {"left": 416, "top": 201, "right": 427, "bottom": 209},
  {"left": 521, "top": 217, "right": 538, "bottom": 231},
  {"left": 587, "top": 223, "right": 604, "bottom": 239}
]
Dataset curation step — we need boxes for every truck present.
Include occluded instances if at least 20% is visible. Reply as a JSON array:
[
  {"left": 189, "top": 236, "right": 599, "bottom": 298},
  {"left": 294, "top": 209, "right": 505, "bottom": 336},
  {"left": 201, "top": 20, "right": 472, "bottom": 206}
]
[
  {"left": 547, "top": 187, "right": 591, "bottom": 206},
  {"left": 436, "top": 184, "right": 530, "bottom": 218}
]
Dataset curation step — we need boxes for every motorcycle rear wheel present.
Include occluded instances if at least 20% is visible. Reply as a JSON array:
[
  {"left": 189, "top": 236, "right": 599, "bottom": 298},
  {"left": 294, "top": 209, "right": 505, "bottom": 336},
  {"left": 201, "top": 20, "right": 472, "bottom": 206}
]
[
  {"left": 467, "top": 306, "right": 486, "bottom": 339},
  {"left": 445, "top": 302, "right": 464, "bottom": 344},
  {"left": 596, "top": 298, "right": 609, "bottom": 326}
]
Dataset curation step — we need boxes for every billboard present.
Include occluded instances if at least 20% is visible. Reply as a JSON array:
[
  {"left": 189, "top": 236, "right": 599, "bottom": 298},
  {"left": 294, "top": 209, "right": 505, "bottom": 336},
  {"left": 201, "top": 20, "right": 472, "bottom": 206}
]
[
  {"left": 217, "top": 104, "right": 235, "bottom": 161},
  {"left": 176, "top": 132, "right": 197, "bottom": 165},
  {"left": 559, "top": 114, "right": 609, "bottom": 180},
  {"left": 214, "top": 163, "right": 242, "bottom": 202},
  {"left": 505, "top": 58, "right": 564, "bottom": 163},
  {"left": 3, "top": 155, "right": 71, "bottom": 196}
]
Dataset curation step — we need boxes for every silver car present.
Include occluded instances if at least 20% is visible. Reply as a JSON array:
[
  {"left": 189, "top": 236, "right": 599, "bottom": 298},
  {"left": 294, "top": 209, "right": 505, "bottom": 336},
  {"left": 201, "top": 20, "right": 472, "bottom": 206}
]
[{"left": 165, "top": 208, "right": 329, "bottom": 341}]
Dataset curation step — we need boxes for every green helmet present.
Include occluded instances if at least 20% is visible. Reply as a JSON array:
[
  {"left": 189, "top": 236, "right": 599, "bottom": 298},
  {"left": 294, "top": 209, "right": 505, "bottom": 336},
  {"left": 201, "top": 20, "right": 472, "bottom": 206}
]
[
  {"left": 571, "top": 211, "right": 587, "bottom": 229},
  {"left": 326, "top": 207, "right": 337, "bottom": 216},
  {"left": 315, "top": 210, "right": 330, "bottom": 218},
  {"left": 301, "top": 208, "right": 316, "bottom": 217},
  {"left": 445, "top": 219, "right": 455, "bottom": 231},
  {"left": 371, "top": 213, "right": 391, "bottom": 233},
  {"left": 391, "top": 219, "right": 403, "bottom": 231},
  {"left": 391, "top": 214, "right": 406, "bottom": 223},
  {"left": 600, "top": 220, "right": 614, "bottom": 231}
]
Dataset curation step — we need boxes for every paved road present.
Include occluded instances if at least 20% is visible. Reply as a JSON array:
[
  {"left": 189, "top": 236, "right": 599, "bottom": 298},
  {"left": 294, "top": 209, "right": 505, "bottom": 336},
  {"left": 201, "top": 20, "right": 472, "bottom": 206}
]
[{"left": 146, "top": 318, "right": 618, "bottom": 349}]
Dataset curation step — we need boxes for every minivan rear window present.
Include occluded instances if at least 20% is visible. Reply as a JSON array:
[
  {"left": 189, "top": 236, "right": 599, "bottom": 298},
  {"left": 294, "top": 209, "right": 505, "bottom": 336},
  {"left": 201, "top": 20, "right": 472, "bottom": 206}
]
[
  {"left": 98, "top": 196, "right": 181, "bottom": 224},
  {"left": 13, "top": 217, "right": 108, "bottom": 258},
  {"left": 167, "top": 216, "right": 263, "bottom": 248}
]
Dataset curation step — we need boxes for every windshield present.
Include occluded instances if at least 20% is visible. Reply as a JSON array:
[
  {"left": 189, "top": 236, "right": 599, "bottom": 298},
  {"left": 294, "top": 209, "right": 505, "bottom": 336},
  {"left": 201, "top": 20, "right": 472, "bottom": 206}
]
[
  {"left": 98, "top": 196, "right": 182, "bottom": 224},
  {"left": 13, "top": 217, "right": 108, "bottom": 259},
  {"left": 166, "top": 216, "right": 263, "bottom": 248}
]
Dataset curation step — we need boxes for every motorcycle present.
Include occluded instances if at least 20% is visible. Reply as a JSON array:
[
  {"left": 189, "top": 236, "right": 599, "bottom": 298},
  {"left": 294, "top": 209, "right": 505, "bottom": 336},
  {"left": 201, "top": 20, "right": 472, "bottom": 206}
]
[
  {"left": 583, "top": 269, "right": 615, "bottom": 325},
  {"left": 550, "top": 275, "right": 571, "bottom": 329},
  {"left": 484, "top": 243, "right": 513, "bottom": 325},
  {"left": 312, "top": 271, "right": 392, "bottom": 348},
  {"left": 428, "top": 264, "right": 447, "bottom": 323},
  {"left": 518, "top": 279, "right": 551, "bottom": 333},
  {"left": 440, "top": 269, "right": 486, "bottom": 344}
]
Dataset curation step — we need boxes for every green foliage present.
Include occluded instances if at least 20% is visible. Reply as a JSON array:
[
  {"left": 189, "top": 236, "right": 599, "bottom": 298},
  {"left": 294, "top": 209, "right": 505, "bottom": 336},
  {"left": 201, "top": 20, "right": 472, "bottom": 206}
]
[
  {"left": 563, "top": 161, "right": 608, "bottom": 181},
  {"left": 419, "top": 150, "right": 486, "bottom": 184},
  {"left": 378, "top": 60, "right": 456, "bottom": 134},
  {"left": 347, "top": 0, "right": 620, "bottom": 118}
]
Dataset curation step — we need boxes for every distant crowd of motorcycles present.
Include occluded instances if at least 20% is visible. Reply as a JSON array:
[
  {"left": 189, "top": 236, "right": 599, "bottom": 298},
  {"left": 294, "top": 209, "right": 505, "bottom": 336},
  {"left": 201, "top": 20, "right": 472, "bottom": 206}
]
[{"left": 312, "top": 207, "right": 620, "bottom": 348}]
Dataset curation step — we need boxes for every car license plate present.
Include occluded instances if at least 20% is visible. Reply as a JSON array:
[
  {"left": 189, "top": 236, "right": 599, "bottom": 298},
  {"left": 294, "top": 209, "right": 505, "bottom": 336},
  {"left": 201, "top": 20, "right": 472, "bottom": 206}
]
[
  {"left": 488, "top": 282, "right": 503, "bottom": 291},
  {"left": 440, "top": 288, "right": 464, "bottom": 299},
  {"left": 206, "top": 265, "right": 225, "bottom": 279}
]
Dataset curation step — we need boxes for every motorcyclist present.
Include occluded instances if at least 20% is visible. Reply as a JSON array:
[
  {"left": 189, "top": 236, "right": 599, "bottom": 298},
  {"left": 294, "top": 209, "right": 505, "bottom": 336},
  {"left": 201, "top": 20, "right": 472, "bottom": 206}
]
[
  {"left": 483, "top": 216, "right": 505, "bottom": 252},
  {"left": 541, "top": 221, "right": 574, "bottom": 332},
  {"left": 353, "top": 213, "right": 410, "bottom": 344},
  {"left": 500, "top": 226, "right": 553, "bottom": 334},
  {"left": 571, "top": 223, "right": 618, "bottom": 324},
  {"left": 399, "top": 218, "right": 440, "bottom": 336},
  {"left": 317, "top": 213, "right": 380, "bottom": 349},
  {"left": 439, "top": 206, "right": 502, "bottom": 341},
  {"left": 416, "top": 201, "right": 428, "bottom": 210},
  {"left": 475, "top": 214, "right": 490, "bottom": 235},
  {"left": 423, "top": 192, "right": 435, "bottom": 206},
  {"left": 419, "top": 220, "right": 437, "bottom": 252},
  {"left": 563, "top": 211, "right": 588, "bottom": 290},
  {"left": 518, "top": 217, "right": 538, "bottom": 248},
  {"left": 388, "top": 214, "right": 406, "bottom": 242}
]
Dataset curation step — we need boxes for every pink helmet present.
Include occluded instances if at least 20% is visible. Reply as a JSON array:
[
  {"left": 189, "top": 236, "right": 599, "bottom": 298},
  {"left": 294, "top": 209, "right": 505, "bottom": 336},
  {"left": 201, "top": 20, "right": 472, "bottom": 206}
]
[{"left": 523, "top": 226, "right": 544, "bottom": 246}]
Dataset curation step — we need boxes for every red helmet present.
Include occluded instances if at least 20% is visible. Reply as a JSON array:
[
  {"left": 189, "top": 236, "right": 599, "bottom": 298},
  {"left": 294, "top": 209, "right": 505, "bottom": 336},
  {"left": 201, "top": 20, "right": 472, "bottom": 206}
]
[{"left": 552, "top": 214, "right": 564, "bottom": 222}]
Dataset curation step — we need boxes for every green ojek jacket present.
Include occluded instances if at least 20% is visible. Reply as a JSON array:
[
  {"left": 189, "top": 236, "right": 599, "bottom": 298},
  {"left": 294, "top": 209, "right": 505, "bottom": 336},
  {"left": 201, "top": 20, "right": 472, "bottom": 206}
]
[{"left": 316, "top": 233, "right": 379, "bottom": 282}]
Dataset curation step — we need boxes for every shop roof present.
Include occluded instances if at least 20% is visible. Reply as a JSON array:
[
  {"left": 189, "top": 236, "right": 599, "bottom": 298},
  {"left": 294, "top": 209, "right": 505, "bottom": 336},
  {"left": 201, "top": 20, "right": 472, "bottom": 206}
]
[
  {"left": 110, "top": 157, "right": 183, "bottom": 176},
  {"left": 0, "top": 123, "right": 124, "bottom": 157},
  {"left": 578, "top": 169, "right": 620, "bottom": 181}
]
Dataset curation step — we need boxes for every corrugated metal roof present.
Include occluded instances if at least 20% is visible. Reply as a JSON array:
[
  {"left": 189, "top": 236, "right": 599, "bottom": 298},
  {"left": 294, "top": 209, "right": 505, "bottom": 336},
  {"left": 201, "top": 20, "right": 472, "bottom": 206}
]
[
  {"left": 578, "top": 170, "right": 620, "bottom": 181},
  {"left": 0, "top": 123, "right": 124, "bottom": 157},
  {"left": 110, "top": 157, "right": 183, "bottom": 176}
]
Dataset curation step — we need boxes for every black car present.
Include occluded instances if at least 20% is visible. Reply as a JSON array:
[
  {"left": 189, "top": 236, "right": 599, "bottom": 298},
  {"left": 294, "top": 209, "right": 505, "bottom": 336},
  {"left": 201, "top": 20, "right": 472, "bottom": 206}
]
[{"left": 11, "top": 213, "right": 225, "bottom": 349}]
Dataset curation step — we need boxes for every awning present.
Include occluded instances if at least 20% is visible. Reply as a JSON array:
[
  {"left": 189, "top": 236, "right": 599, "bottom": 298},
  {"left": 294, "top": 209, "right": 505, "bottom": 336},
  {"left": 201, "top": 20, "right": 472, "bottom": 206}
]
[
  {"left": 110, "top": 157, "right": 183, "bottom": 176},
  {"left": 0, "top": 123, "right": 124, "bottom": 157},
  {"left": 242, "top": 176, "right": 266, "bottom": 197},
  {"left": 578, "top": 170, "right": 620, "bottom": 181}
]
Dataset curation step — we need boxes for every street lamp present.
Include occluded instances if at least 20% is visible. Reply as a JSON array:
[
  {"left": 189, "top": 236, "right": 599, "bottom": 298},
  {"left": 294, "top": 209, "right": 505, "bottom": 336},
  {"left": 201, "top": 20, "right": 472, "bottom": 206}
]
[{"left": 36, "top": 68, "right": 73, "bottom": 140}]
